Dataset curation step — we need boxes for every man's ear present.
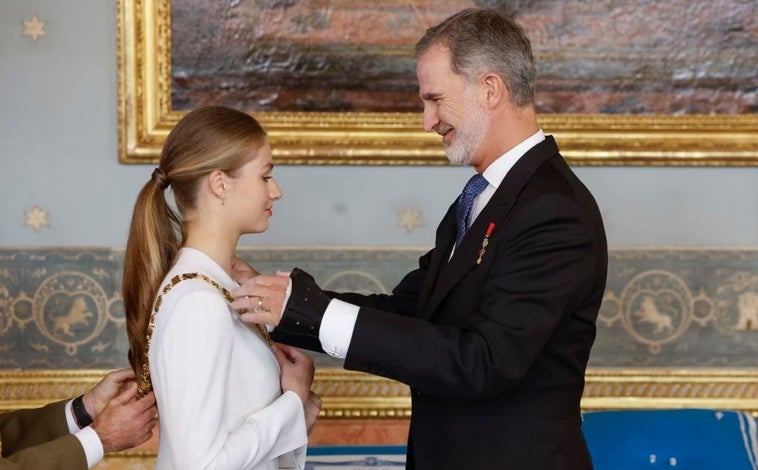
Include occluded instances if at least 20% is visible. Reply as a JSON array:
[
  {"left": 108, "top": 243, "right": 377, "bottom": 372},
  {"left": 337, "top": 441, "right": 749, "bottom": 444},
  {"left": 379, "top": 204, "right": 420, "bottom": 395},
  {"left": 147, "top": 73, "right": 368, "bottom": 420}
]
[{"left": 482, "top": 72, "right": 507, "bottom": 108}]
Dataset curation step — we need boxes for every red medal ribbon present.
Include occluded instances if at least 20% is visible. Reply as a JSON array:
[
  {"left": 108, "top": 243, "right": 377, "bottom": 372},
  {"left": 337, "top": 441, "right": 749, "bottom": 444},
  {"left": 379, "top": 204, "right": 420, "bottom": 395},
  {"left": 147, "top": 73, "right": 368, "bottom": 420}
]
[{"left": 477, "top": 222, "right": 496, "bottom": 265}]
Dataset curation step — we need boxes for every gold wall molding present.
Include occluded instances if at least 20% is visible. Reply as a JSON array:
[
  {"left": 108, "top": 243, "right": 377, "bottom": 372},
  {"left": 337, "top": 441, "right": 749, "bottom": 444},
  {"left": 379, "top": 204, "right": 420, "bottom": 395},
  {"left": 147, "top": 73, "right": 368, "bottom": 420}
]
[
  {"left": 582, "top": 369, "right": 758, "bottom": 413},
  {"left": 5, "top": 369, "right": 756, "bottom": 466},
  {"left": 3, "top": 368, "right": 758, "bottom": 416},
  {"left": 117, "top": 0, "right": 757, "bottom": 166}
]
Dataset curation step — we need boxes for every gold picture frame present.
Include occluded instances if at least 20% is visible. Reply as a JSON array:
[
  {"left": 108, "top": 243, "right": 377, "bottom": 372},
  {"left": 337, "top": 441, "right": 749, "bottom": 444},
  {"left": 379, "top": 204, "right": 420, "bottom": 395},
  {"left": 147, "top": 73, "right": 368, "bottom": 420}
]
[{"left": 117, "top": 0, "right": 757, "bottom": 166}]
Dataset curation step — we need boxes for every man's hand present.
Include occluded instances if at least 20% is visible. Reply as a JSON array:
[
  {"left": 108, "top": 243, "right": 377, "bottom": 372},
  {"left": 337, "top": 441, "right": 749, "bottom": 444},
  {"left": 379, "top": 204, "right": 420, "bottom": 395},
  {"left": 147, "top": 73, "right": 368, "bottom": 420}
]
[
  {"left": 91, "top": 383, "right": 157, "bottom": 453},
  {"left": 82, "top": 368, "right": 136, "bottom": 421},
  {"left": 231, "top": 272, "right": 290, "bottom": 327}
]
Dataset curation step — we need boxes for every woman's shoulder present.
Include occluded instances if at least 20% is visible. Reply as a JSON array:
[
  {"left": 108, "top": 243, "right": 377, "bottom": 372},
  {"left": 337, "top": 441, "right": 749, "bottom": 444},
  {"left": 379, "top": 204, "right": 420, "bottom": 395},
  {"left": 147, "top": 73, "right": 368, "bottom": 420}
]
[{"left": 156, "top": 268, "right": 232, "bottom": 319}]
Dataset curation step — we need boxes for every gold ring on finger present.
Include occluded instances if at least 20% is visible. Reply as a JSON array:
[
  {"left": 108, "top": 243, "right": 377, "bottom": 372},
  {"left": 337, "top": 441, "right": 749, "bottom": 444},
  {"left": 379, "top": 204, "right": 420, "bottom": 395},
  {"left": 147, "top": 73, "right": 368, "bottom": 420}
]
[{"left": 254, "top": 296, "right": 271, "bottom": 313}]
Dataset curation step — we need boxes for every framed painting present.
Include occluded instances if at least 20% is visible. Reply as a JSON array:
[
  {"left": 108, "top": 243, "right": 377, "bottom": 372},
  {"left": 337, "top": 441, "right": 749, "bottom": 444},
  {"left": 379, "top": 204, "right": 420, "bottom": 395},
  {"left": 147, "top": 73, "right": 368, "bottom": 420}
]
[{"left": 118, "top": 0, "right": 756, "bottom": 165}]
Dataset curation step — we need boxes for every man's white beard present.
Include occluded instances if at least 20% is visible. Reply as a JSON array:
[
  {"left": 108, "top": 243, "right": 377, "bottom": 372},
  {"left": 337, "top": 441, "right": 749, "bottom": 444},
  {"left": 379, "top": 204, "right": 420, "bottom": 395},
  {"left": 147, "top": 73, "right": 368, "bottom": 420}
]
[{"left": 444, "top": 101, "right": 489, "bottom": 166}]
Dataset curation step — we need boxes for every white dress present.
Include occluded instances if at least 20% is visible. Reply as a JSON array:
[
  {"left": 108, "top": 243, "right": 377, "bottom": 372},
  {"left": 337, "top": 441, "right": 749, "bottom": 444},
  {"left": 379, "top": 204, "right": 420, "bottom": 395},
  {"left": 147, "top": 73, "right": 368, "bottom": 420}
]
[{"left": 149, "top": 247, "right": 308, "bottom": 470}]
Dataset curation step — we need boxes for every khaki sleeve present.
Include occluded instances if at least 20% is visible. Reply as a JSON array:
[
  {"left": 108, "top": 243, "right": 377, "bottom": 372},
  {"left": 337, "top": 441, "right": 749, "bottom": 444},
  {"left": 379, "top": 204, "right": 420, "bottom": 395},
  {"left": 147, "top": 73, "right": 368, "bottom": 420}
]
[{"left": 0, "top": 401, "right": 87, "bottom": 470}]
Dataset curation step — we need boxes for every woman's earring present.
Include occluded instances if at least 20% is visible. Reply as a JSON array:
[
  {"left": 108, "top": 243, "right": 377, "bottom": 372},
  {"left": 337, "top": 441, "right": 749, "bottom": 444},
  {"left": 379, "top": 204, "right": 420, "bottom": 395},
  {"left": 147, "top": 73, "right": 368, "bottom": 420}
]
[{"left": 220, "top": 193, "right": 226, "bottom": 206}]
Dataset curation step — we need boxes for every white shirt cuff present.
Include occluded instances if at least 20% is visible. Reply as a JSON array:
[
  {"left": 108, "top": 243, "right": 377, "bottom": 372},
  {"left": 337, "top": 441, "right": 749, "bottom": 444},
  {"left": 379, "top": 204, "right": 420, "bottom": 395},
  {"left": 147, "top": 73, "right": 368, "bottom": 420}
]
[
  {"left": 73, "top": 426, "right": 105, "bottom": 468},
  {"left": 65, "top": 399, "right": 79, "bottom": 433},
  {"left": 273, "top": 277, "right": 293, "bottom": 332},
  {"left": 319, "top": 298, "right": 359, "bottom": 358}
]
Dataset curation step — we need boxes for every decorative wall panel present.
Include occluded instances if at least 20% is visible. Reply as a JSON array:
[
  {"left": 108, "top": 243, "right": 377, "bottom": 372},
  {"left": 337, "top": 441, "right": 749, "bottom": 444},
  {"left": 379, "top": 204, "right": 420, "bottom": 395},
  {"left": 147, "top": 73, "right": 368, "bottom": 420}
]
[{"left": 2, "top": 247, "right": 758, "bottom": 415}]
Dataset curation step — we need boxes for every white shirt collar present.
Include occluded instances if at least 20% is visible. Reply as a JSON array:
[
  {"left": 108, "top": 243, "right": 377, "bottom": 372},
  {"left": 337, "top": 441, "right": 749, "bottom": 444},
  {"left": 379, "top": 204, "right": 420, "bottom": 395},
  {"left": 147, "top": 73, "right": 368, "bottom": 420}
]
[{"left": 481, "top": 129, "right": 545, "bottom": 189}]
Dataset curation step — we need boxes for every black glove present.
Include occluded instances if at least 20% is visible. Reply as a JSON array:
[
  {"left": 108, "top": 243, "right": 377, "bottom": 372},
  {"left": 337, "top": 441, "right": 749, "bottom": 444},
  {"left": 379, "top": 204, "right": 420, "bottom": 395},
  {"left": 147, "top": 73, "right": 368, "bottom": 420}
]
[{"left": 278, "top": 268, "right": 332, "bottom": 337}]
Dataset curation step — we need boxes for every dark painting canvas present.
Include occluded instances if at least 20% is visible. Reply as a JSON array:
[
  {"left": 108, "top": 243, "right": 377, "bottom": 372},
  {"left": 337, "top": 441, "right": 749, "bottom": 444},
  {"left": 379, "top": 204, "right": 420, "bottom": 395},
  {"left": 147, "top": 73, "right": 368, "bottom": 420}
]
[{"left": 170, "top": 0, "right": 756, "bottom": 114}]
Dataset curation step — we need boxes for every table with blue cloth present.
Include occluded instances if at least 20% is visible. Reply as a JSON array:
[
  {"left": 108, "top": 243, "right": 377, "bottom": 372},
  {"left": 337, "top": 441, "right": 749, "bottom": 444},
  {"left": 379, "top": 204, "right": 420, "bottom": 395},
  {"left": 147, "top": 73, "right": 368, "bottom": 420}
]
[{"left": 583, "top": 409, "right": 758, "bottom": 469}]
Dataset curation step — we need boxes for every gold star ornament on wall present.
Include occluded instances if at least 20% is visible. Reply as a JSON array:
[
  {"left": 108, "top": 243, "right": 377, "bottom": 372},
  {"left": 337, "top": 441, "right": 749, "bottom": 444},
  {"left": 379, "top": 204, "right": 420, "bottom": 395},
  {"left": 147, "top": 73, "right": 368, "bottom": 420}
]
[
  {"left": 25, "top": 205, "right": 49, "bottom": 232},
  {"left": 22, "top": 15, "right": 47, "bottom": 43},
  {"left": 397, "top": 207, "right": 423, "bottom": 234}
]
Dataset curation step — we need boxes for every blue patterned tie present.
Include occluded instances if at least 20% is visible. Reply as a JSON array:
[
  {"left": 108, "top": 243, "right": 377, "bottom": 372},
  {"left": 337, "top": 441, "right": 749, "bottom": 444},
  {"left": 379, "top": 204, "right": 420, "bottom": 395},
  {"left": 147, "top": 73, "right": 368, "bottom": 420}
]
[{"left": 455, "top": 173, "right": 488, "bottom": 246}]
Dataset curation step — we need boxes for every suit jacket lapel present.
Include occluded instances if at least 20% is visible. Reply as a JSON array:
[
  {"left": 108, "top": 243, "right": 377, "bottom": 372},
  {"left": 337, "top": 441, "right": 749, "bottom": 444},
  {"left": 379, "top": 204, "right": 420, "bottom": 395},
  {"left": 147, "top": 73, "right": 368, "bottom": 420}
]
[
  {"left": 416, "top": 202, "right": 457, "bottom": 316},
  {"left": 422, "top": 136, "right": 561, "bottom": 317}
]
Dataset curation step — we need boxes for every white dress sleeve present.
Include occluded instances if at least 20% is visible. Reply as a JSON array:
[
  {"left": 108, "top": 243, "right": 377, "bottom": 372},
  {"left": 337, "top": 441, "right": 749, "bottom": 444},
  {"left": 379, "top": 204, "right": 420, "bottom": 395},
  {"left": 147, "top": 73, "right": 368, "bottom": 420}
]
[{"left": 155, "top": 289, "right": 307, "bottom": 470}]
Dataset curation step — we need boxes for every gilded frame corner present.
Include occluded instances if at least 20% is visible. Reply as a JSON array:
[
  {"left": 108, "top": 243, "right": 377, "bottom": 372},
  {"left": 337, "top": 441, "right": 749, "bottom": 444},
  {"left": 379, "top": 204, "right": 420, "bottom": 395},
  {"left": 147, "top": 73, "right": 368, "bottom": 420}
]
[{"left": 117, "top": 0, "right": 757, "bottom": 166}]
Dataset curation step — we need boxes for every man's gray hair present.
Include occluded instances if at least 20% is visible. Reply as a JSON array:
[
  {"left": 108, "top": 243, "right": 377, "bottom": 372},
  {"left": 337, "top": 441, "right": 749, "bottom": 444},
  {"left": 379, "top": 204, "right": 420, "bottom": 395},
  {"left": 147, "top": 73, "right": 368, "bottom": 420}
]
[{"left": 415, "top": 8, "right": 536, "bottom": 107}]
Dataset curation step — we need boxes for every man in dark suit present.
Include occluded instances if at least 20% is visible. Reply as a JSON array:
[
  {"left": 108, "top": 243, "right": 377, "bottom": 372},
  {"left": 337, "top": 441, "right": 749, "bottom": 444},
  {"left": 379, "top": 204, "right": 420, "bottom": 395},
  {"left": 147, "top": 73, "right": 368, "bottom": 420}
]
[
  {"left": 0, "top": 368, "right": 157, "bottom": 469},
  {"left": 233, "top": 8, "right": 607, "bottom": 470}
]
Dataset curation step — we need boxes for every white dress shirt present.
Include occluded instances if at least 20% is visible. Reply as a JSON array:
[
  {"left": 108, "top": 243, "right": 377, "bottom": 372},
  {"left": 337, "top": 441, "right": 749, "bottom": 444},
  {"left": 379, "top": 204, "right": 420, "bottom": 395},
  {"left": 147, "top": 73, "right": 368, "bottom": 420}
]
[
  {"left": 151, "top": 247, "right": 308, "bottom": 470},
  {"left": 66, "top": 400, "right": 104, "bottom": 468},
  {"left": 318, "top": 130, "right": 546, "bottom": 359}
]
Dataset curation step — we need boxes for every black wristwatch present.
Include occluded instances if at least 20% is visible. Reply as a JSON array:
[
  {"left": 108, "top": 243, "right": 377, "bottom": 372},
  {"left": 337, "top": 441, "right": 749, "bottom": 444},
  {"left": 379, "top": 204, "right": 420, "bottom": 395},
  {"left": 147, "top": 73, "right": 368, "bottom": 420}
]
[{"left": 71, "top": 394, "right": 93, "bottom": 428}]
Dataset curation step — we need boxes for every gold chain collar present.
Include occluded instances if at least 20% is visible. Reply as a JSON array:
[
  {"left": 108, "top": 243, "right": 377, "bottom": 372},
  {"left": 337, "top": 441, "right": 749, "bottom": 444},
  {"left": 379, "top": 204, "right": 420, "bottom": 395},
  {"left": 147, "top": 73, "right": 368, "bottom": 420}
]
[{"left": 137, "top": 272, "right": 273, "bottom": 398}]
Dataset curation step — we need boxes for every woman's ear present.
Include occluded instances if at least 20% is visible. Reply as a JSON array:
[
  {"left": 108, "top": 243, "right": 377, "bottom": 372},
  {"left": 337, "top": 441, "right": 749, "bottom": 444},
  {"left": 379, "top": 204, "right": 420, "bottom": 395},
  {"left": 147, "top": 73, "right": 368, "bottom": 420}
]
[{"left": 207, "top": 169, "right": 227, "bottom": 200}]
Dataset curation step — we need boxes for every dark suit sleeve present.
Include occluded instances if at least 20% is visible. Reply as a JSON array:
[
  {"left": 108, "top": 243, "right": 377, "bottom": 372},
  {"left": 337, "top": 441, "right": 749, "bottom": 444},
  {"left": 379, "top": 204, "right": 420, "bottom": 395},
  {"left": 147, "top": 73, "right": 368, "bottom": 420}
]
[
  {"left": 345, "top": 192, "right": 604, "bottom": 401},
  {"left": 272, "top": 249, "right": 433, "bottom": 352},
  {"left": 334, "top": 248, "right": 433, "bottom": 316},
  {"left": 0, "top": 401, "right": 88, "bottom": 470}
]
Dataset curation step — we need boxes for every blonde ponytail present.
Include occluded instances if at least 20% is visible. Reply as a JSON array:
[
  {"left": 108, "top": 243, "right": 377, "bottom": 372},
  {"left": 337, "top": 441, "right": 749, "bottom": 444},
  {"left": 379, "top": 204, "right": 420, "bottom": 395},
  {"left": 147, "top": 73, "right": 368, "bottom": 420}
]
[{"left": 123, "top": 176, "right": 180, "bottom": 392}]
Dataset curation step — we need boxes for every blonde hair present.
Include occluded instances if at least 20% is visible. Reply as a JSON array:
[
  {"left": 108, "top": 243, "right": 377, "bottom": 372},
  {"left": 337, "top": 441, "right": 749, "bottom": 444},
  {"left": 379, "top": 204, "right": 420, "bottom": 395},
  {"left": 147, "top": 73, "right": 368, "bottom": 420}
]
[{"left": 123, "top": 106, "right": 266, "bottom": 390}]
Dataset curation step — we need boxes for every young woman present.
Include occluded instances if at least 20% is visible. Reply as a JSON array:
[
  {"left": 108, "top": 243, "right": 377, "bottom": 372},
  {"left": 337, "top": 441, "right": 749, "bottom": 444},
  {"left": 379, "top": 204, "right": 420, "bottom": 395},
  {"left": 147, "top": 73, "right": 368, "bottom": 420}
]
[{"left": 123, "top": 106, "right": 320, "bottom": 469}]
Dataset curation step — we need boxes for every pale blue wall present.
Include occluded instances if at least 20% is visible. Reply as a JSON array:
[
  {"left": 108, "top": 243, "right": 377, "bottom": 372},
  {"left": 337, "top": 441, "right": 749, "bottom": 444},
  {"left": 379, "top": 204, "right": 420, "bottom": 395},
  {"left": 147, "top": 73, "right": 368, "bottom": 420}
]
[{"left": 2, "top": 0, "right": 757, "bottom": 248}]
